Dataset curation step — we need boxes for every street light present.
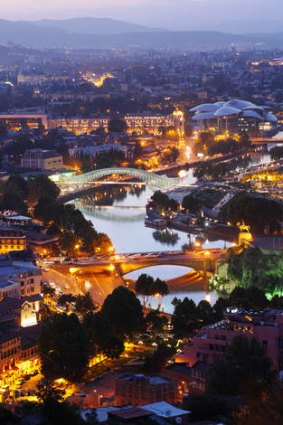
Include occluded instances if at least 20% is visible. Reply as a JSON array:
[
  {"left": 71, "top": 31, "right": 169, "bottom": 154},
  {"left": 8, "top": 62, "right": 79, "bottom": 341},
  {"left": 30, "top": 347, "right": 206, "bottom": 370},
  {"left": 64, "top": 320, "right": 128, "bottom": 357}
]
[
  {"left": 85, "top": 280, "right": 91, "bottom": 291},
  {"left": 109, "top": 264, "right": 115, "bottom": 272}
]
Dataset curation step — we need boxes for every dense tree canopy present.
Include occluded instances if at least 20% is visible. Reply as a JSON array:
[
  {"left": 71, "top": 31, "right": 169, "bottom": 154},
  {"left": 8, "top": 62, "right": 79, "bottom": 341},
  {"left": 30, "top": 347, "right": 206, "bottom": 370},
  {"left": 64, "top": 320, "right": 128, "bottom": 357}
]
[
  {"left": 270, "top": 145, "right": 283, "bottom": 161},
  {"left": 83, "top": 311, "right": 124, "bottom": 359},
  {"left": 28, "top": 174, "right": 60, "bottom": 204},
  {"left": 101, "top": 286, "right": 144, "bottom": 337},
  {"left": 151, "top": 190, "right": 179, "bottom": 212},
  {"left": 182, "top": 193, "right": 202, "bottom": 213},
  {"left": 108, "top": 117, "right": 127, "bottom": 133},
  {"left": 222, "top": 193, "right": 283, "bottom": 234},
  {"left": 39, "top": 314, "right": 89, "bottom": 382},
  {"left": 206, "top": 336, "right": 275, "bottom": 396},
  {"left": 226, "top": 247, "right": 283, "bottom": 293}
]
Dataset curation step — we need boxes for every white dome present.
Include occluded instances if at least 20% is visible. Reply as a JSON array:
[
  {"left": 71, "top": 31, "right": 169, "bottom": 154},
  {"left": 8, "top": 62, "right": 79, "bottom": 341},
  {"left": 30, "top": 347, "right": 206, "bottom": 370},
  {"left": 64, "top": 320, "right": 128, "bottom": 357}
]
[
  {"left": 190, "top": 103, "right": 219, "bottom": 113},
  {"left": 264, "top": 112, "right": 277, "bottom": 122},
  {"left": 225, "top": 99, "right": 256, "bottom": 110},
  {"left": 241, "top": 110, "right": 264, "bottom": 120},
  {"left": 214, "top": 106, "right": 241, "bottom": 117},
  {"left": 192, "top": 111, "right": 217, "bottom": 121},
  {"left": 215, "top": 101, "right": 226, "bottom": 107}
]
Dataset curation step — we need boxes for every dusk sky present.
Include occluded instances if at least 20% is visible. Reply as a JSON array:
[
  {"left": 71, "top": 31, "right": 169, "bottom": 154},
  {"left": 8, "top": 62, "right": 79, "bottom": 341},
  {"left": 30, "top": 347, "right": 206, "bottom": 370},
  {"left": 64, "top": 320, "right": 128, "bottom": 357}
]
[{"left": 2, "top": 0, "right": 283, "bottom": 30}]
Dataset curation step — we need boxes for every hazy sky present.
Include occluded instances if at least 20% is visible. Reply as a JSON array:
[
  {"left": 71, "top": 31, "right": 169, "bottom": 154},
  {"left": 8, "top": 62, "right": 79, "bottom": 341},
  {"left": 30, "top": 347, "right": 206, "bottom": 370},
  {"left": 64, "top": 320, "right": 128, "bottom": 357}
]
[{"left": 2, "top": 0, "right": 283, "bottom": 30}]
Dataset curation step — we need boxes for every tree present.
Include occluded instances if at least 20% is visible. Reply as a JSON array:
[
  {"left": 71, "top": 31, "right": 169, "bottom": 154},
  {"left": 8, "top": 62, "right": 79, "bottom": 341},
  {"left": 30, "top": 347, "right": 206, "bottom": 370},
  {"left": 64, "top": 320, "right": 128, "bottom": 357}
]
[
  {"left": 108, "top": 118, "right": 127, "bottom": 133},
  {"left": 1, "top": 191, "right": 27, "bottom": 214},
  {"left": 83, "top": 312, "right": 124, "bottom": 359},
  {"left": 37, "top": 378, "right": 85, "bottom": 425},
  {"left": 151, "top": 190, "right": 178, "bottom": 212},
  {"left": 33, "top": 196, "right": 59, "bottom": 223},
  {"left": 59, "top": 231, "right": 80, "bottom": 256},
  {"left": 93, "top": 233, "right": 113, "bottom": 255},
  {"left": 233, "top": 384, "right": 283, "bottom": 425},
  {"left": 182, "top": 194, "right": 201, "bottom": 214},
  {"left": 183, "top": 395, "right": 228, "bottom": 422},
  {"left": 192, "top": 131, "right": 214, "bottom": 156},
  {"left": 213, "top": 297, "right": 230, "bottom": 322},
  {"left": 145, "top": 310, "right": 168, "bottom": 334},
  {"left": 0, "top": 404, "right": 18, "bottom": 424},
  {"left": 143, "top": 343, "right": 175, "bottom": 373},
  {"left": 197, "top": 300, "right": 214, "bottom": 324},
  {"left": 4, "top": 174, "right": 29, "bottom": 199},
  {"left": 101, "top": 286, "right": 144, "bottom": 337},
  {"left": 172, "top": 297, "right": 198, "bottom": 337},
  {"left": 100, "top": 334, "right": 125, "bottom": 359},
  {"left": 28, "top": 174, "right": 60, "bottom": 204},
  {"left": 270, "top": 146, "right": 283, "bottom": 161},
  {"left": 226, "top": 247, "right": 283, "bottom": 294},
  {"left": 39, "top": 314, "right": 89, "bottom": 382},
  {"left": 222, "top": 193, "right": 283, "bottom": 234},
  {"left": 206, "top": 336, "right": 275, "bottom": 396},
  {"left": 162, "top": 146, "right": 180, "bottom": 163},
  {"left": 36, "top": 378, "right": 64, "bottom": 404},
  {"left": 0, "top": 120, "right": 8, "bottom": 137},
  {"left": 75, "top": 292, "right": 96, "bottom": 316},
  {"left": 228, "top": 286, "right": 269, "bottom": 310},
  {"left": 153, "top": 278, "right": 169, "bottom": 308},
  {"left": 58, "top": 294, "right": 76, "bottom": 312},
  {"left": 135, "top": 274, "right": 154, "bottom": 306}
]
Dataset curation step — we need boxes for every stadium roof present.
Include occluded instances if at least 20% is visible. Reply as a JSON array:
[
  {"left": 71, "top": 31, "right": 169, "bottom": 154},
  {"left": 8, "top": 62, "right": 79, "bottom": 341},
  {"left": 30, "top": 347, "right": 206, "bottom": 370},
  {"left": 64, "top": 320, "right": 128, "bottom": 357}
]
[{"left": 190, "top": 99, "right": 277, "bottom": 122}]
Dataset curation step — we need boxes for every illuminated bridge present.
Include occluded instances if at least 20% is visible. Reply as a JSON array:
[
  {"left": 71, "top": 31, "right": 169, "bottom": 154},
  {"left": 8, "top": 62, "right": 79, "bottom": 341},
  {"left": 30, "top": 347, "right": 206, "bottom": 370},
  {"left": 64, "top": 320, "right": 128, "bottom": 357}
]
[
  {"left": 57, "top": 167, "right": 180, "bottom": 191},
  {"left": 52, "top": 249, "right": 226, "bottom": 277}
]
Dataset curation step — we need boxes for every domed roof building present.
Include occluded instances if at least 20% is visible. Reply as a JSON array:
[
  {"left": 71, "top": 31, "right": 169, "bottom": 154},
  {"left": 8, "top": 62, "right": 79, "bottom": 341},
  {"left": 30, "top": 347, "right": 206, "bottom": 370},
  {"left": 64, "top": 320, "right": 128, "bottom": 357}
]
[{"left": 190, "top": 99, "right": 277, "bottom": 135}]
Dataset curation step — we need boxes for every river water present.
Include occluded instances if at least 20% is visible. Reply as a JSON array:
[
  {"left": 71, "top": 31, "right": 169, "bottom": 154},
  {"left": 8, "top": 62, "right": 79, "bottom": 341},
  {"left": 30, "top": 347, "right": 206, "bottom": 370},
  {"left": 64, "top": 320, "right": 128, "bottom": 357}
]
[{"left": 72, "top": 151, "right": 271, "bottom": 312}]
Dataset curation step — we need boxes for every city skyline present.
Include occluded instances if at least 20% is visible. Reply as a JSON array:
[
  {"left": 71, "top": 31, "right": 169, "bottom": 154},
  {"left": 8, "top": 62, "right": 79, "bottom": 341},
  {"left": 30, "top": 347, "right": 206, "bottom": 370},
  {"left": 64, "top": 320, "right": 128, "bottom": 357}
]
[{"left": 2, "top": 0, "right": 283, "bottom": 32}]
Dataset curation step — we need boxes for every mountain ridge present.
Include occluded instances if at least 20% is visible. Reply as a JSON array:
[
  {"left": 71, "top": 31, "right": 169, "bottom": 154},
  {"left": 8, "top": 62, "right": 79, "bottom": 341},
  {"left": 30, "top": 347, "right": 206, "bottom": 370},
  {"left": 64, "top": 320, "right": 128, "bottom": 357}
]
[{"left": 0, "top": 19, "right": 283, "bottom": 49}]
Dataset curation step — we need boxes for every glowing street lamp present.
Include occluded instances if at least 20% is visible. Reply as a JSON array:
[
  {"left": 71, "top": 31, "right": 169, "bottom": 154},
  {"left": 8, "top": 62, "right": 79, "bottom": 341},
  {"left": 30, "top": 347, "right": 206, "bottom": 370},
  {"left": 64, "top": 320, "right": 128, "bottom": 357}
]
[
  {"left": 69, "top": 267, "right": 77, "bottom": 275},
  {"left": 109, "top": 264, "right": 115, "bottom": 272},
  {"left": 85, "top": 280, "right": 91, "bottom": 291}
]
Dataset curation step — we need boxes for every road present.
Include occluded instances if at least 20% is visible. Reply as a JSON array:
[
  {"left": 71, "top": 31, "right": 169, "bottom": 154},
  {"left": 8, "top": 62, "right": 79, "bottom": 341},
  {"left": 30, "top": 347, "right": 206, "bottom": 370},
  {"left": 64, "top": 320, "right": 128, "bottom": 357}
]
[{"left": 56, "top": 248, "right": 225, "bottom": 268}]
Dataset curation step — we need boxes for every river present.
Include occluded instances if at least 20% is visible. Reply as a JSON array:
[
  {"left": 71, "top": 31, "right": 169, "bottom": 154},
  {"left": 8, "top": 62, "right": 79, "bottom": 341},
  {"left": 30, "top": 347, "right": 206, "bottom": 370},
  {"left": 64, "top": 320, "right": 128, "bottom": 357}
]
[{"left": 72, "top": 151, "right": 271, "bottom": 312}]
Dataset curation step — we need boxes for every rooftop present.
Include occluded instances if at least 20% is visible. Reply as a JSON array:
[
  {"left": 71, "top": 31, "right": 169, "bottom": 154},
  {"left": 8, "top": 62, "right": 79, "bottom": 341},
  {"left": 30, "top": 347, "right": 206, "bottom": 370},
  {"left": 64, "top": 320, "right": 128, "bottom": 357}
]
[
  {"left": 117, "top": 374, "right": 173, "bottom": 385},
  {"left": 190, "top": 99, "right": 277, "bottom": 122},
  {"left": 109, "top": 407, "right": 151, "bottom": 421},
  {"left": 142, "top": 401, "right": 189, "bottom": 418}
]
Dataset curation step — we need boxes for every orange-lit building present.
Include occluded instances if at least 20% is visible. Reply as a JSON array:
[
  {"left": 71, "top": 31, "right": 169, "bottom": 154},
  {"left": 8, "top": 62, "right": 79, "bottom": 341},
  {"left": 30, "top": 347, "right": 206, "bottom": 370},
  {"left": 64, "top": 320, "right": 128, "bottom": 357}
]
[{"left": 0, "top": 228, "right": 27, "bottom": 255}]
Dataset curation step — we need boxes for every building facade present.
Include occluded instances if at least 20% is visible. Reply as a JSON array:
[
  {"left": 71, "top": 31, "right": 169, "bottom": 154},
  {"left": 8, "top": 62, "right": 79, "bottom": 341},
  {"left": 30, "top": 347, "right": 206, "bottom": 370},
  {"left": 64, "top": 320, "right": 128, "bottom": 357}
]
[
  {"left": 115, "top": 374, "right": 177, "bottom": 406},
  {"left": 176, "top": 308, "right": 283, "bottom": 372},
  {"left": 0, "top": 229, "right": 27, "bottom": 255},
  {"left": 21, "top": 149, "right": 63, "bottom": 171}
]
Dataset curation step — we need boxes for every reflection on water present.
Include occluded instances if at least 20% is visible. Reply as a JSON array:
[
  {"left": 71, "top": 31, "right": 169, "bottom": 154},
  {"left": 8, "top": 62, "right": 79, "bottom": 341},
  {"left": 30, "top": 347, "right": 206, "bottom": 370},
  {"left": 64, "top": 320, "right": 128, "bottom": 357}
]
[
  {"left": 125, "top": 265, "right": 193, "bottom": 281},
  {"left": 73, "top": 152, "right": 271, "bottom": 252},
  {"left": 74, "top": 184, "right": 228, "bottom": 253},
  {"left": 125, "top": 265, "right": 218, "bottom": 313},
  {"left": 144, "top": 291, "right": 218, "bottom": 314},
  {"left": 152, "top": 229, "right": 180, "bottom": 246}
]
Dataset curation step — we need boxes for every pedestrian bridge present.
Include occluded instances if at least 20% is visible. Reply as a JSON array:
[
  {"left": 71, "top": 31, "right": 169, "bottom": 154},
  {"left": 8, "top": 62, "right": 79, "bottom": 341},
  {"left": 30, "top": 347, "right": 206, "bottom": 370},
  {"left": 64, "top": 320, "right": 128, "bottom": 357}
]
[{"left": 57, "top": 167, "right": 180, "bottom": 191}]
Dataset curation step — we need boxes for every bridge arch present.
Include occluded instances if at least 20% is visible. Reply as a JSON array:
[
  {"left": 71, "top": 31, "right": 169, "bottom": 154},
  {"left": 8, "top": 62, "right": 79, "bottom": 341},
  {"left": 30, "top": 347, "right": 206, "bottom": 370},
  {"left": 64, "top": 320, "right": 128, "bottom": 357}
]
[
  {"left": 57, "top": 167, "right": 180, "bottom": 191},
  {"left": 118, "top": 259, "right": 216, "bottom": 276}
]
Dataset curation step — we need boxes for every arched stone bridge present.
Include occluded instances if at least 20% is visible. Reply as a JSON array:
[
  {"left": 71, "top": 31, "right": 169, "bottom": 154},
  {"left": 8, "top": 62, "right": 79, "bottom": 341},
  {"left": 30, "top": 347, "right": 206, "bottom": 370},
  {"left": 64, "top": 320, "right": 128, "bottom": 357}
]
[
  {"left": 57, "top": 167, "right": 180, "bottom": 191},
  {"left": 52, "top": 249, "right": 226, "bottom": 277}
]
